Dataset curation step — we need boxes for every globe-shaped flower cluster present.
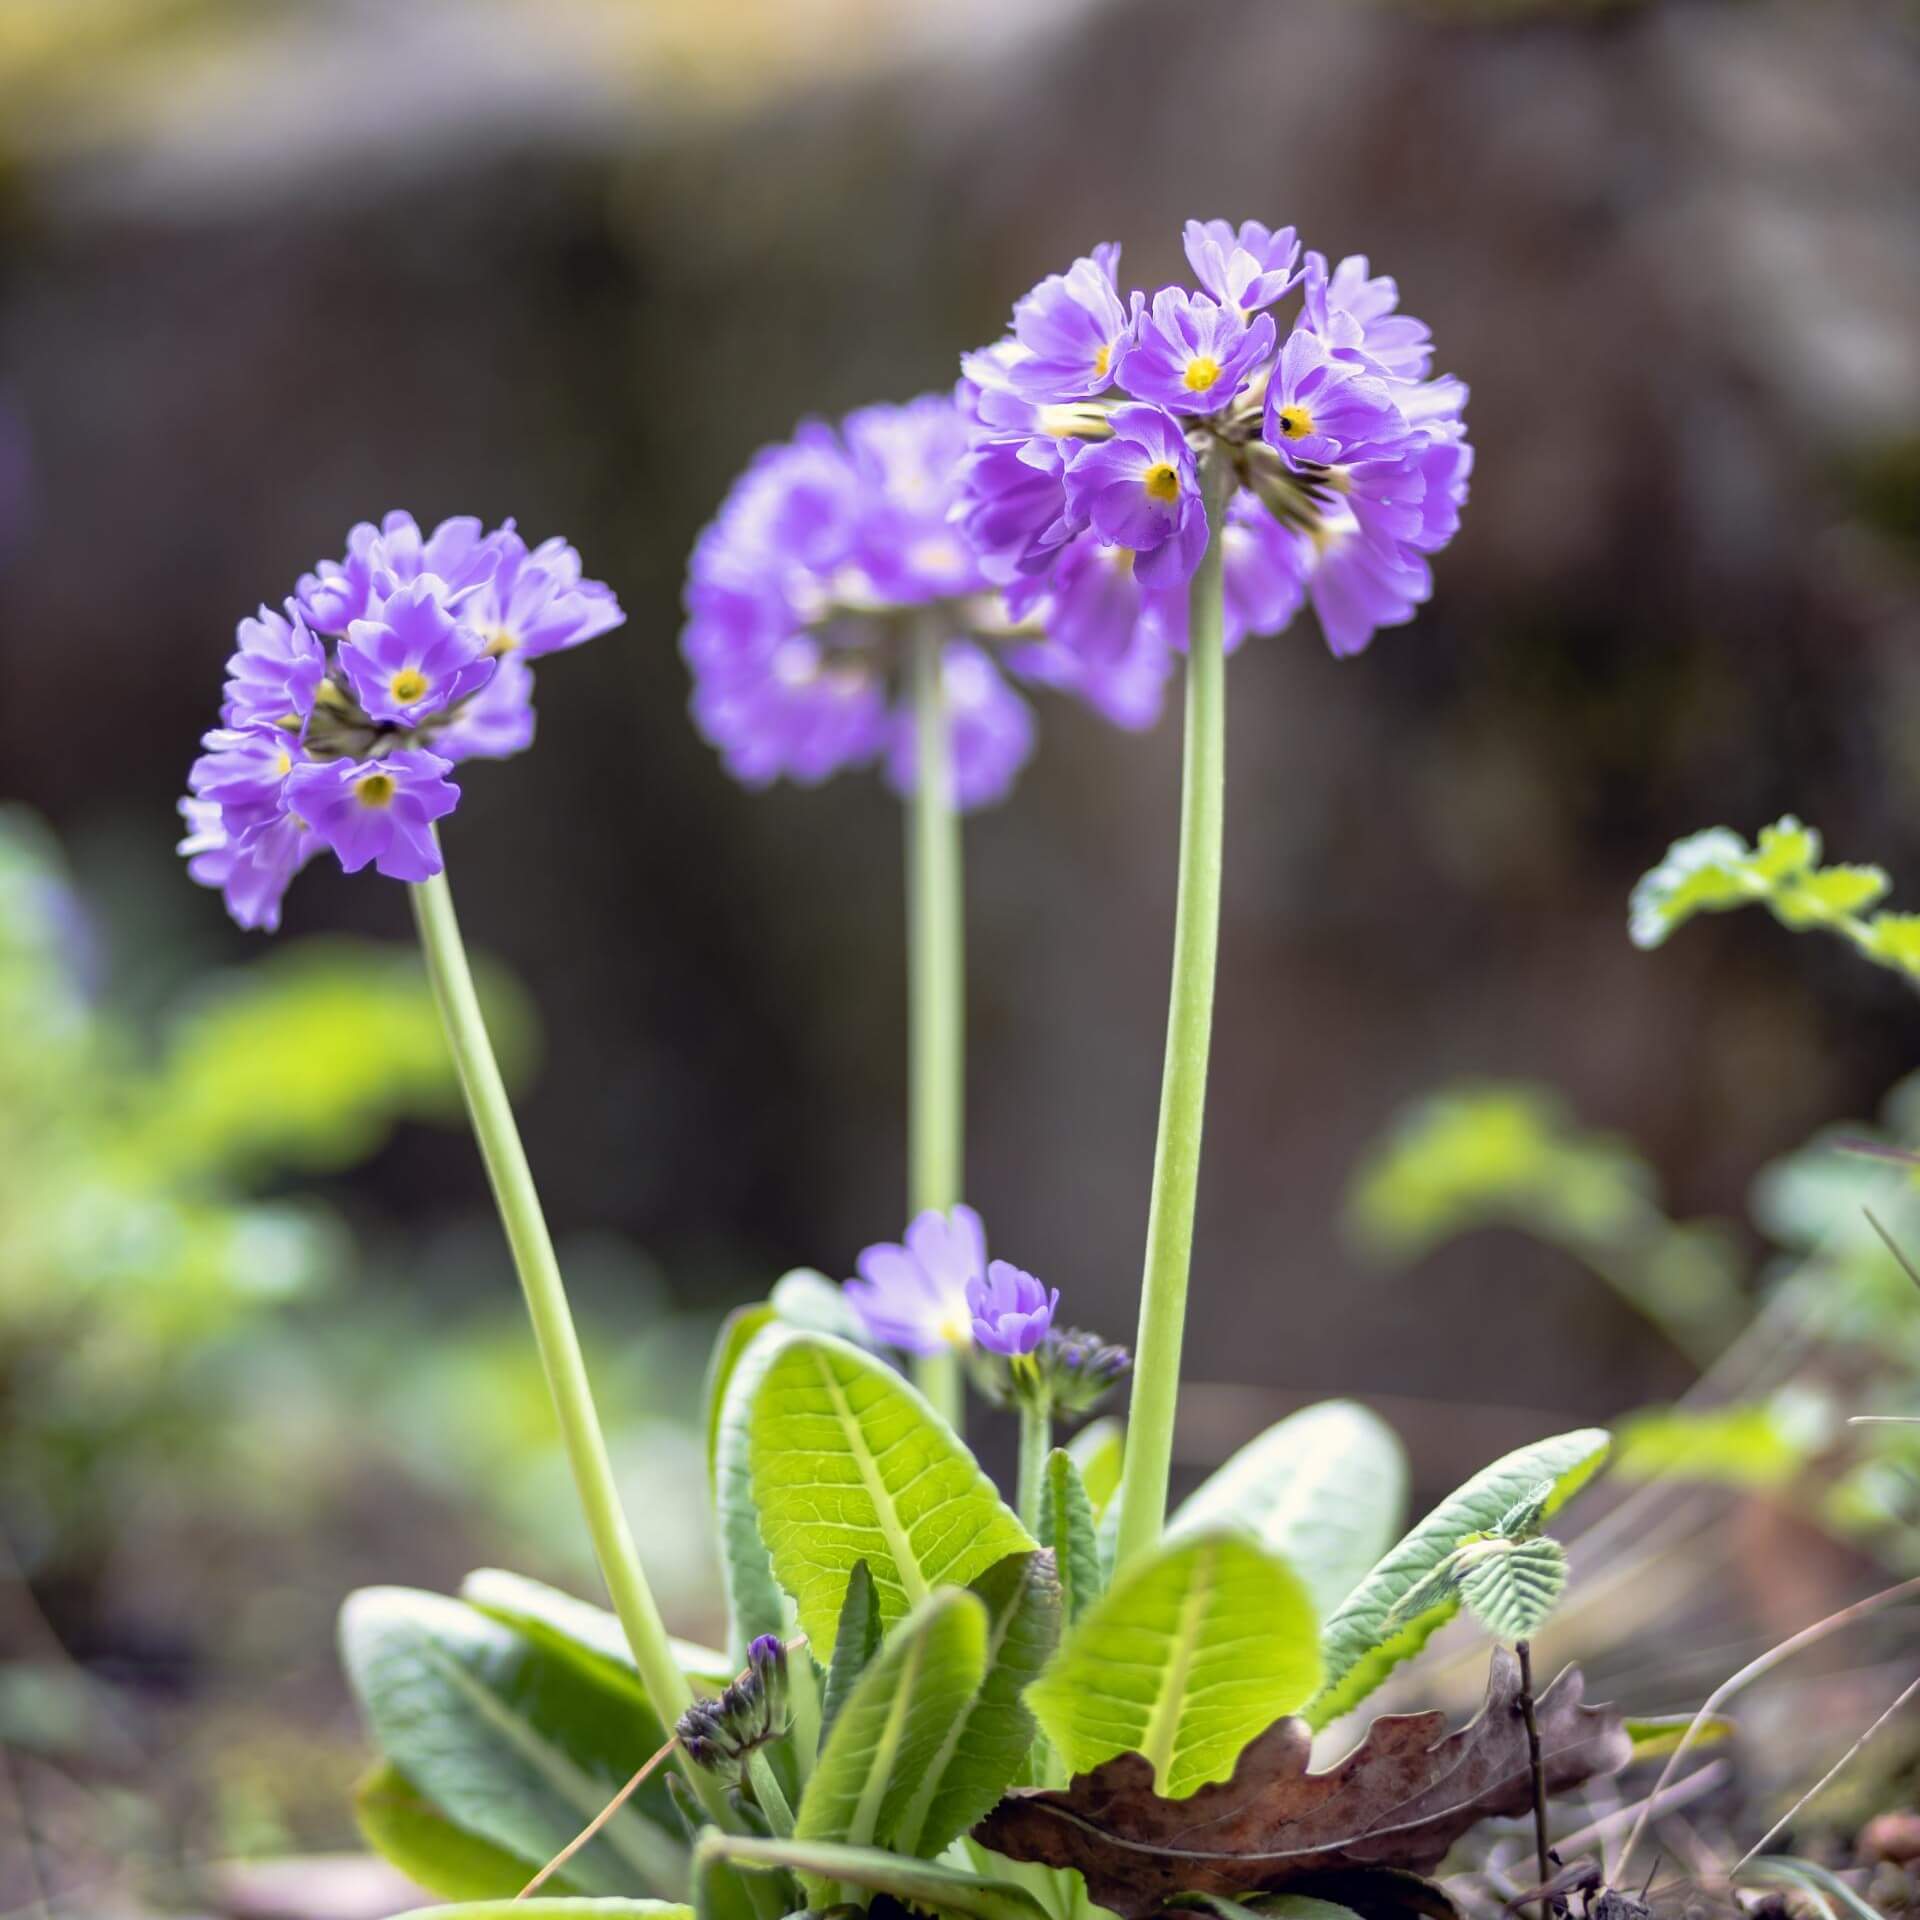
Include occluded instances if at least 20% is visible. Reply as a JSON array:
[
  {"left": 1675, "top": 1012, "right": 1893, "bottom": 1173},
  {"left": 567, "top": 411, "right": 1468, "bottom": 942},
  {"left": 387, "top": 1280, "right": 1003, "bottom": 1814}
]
[{"left": 179, "top": 512, "right": 622, "bottom": 929}]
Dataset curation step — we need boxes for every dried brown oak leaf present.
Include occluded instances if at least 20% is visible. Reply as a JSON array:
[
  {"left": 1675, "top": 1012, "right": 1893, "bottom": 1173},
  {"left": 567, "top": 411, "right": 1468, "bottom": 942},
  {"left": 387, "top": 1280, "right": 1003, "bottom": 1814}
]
[{"left": 974, "top": 1649, "right": 1630, "bottom": 1920}]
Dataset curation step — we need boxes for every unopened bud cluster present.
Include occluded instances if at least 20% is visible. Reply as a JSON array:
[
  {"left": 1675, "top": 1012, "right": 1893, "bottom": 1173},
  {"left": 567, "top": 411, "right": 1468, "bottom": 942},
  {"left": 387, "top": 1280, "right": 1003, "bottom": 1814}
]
[{"left": 675, "top": 1634, "right": 790, "bottom": 1780}]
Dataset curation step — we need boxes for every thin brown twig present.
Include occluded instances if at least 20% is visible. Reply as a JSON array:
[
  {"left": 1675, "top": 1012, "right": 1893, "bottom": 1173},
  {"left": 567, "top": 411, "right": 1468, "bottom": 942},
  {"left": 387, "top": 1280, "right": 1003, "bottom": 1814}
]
[
  {"left": 1862, "top": 1208, "right": 1920, "bottom": 1293},
  {"left": 518, "top": 1734, "right": 680, "bottom": 1898},
  {"left": 1616, "top": 1575, "right": 1920, "bottom": 1880},
  {"left": 1730, "top": 1669, "right": 1920, "bottom": 1874},
  {"left": 1516, "top": 1640, "right": 1551, "bottom": 1920}
]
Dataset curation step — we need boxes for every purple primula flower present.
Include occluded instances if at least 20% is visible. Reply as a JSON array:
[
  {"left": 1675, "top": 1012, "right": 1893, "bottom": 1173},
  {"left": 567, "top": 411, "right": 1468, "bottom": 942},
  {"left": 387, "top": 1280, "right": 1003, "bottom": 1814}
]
[
  {"left": 845, "top": 1204, "right": 989, "bottom": 1355},
  {"left": 1062, "top": 405, "right": 1208, "bottom": 586},
  {"left": 1183, "top": 219, "right": 1301, "bottom": 314},
  {"left": 1115, "top": 288, "right": 1275, "bottom": 417},
  {"left": 183, "top": 511, "right": 620, "bottom": 929},
  {"left": 283, "top": 748, "right": 459, "bottom": 882},
  {"left": 1006, "top": 247, "right": 1133, "bottom": 402},
  {"left": 966, "top": 1260, "right": 1059, "bottom": 1357},
  {"left": 958, "top": 217, "right": 1471, "bottom": 663},
  {"left": 338, "top": 575, "right": 496, "bottom": 726},
  {"left": 222, "top": 602, "right": 326, "bottom": 734}
]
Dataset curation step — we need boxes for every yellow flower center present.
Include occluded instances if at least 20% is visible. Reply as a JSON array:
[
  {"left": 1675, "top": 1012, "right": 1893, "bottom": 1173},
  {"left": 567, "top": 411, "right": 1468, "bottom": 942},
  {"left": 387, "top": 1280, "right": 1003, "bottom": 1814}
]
[
  {"left": 1182, "top": 355, "right": 1223, "bottom": 393},
  {"left": 355, "top": 771, "right": 397, "bottom": 809},
  {"left": 936, "top": 1309, "right": 974, "bottom": 1350},
  {"left": 484, "top": 627, "right": 518, "bottom": 657},
  {"left": 388, "top": 666, "right": 430, "bottom": 704},
  {"left": 1092, "top": 342, "right": 1112, "bottom": 380},
  {"left": 274, "top": 749, "right": 293, "bottom": 778},
  {"left": 1275, "top": 404, "right": 1314, "bottom": 440},
  {"left": 1142, "top": 462, "right": 1181, "bottom": 504}
]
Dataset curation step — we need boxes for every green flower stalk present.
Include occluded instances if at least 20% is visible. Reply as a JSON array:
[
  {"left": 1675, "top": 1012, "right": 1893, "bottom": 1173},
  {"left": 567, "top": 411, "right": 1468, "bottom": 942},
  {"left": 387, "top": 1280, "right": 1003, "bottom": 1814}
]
[
  {"left": 907, "top": 619, "right": 967, "bottom": 1431},
  {"left": 408, "top": 849, "right": 736, "bottom": 1829},
  {"left": 1111, "top": 449, "right": 1234, "bottom": 1574}
]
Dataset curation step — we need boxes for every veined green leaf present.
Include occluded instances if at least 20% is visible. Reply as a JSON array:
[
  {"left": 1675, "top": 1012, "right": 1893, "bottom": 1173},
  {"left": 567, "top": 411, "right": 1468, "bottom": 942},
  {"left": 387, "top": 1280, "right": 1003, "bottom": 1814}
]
[
  {"left": 339, "top": 1587, "right": 686, "bottom": 1899},
  {"left": 1309, "top": 1428, "right": 1608, "bottom": 1728},
  {"left": 748, "top": 1333, "right": 1032, "bottom": 1656},
  {"left": 795, "top": 1587, "right": 988, "bottom": 1852},
  {"left": 699, "top": 1833, "right": 1052, "bottom": 1920},
  {"left": 1169, "top": 1401, "right": 1408, "bottom": 1621},
  {"left": 704, "top": 1305, "right": 775, "bottom": 1483},
  {"left": 716, "top": 1324, "right": 798, "bottom": 1658},
  {"left": 461, "top": 1568, "right": 732, "bottom": 1693},
  {"left": 1455, "top": 1536, "right": 1567, "bottom": 1642},
  {"left": 355, "top": 1761, "right": 561, "bottom": 1899},
  {"left": 891, "top": 1550, "right": 1060, "bottom": 1855},
  {"left": 1067, "top": 1417, "right": 1125, "bottom": 1518},
  {"left": 820, "top": 1559, "right": 883, "bottom": 1746},
  {"left": 387, "top": 1904, "right": 695, "bottom": 1920},
  {"left": 1037, "top": 1449, "right": 1101, "bottom": 1625},
  {"left": 1025, "top": 1530, "right": 1321, "bottom": 1797}
]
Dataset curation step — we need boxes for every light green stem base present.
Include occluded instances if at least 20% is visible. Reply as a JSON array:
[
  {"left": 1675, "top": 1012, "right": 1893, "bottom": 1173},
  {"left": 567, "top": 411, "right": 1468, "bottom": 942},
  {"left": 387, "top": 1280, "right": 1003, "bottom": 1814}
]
[
  {"left": 1017, "top": 1391, "right": 1052, "bottom": 1533},
  {"left": 409, "top": 854, "right": 732, "bottom": 1829},
  {"left": 907, "top": 622, "right": 966, "bottom": 1433},
  {"left": 1110, "top": 451, "right": 1233, "bottom": 1575}
]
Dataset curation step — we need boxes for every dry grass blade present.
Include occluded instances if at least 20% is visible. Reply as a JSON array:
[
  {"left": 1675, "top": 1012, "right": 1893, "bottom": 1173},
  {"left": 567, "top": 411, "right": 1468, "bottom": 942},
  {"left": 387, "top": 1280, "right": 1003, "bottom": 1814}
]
[
  {"left": 1862, "top": 1208, "right": 1920, "bottom": 1292},
  {"left": 518, "top": 1732, "right": 680, "bottom": 1898}
]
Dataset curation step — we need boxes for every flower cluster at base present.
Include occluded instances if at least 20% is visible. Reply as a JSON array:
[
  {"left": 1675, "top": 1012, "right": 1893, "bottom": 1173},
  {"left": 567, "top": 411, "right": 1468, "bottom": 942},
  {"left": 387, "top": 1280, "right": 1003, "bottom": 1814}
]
[
  {"left": 844, "top": 1203, "right": 1127, "bottom": 1413},
  {"left": 676, "top": 1634, "right": 790, "bottom": 1782},
  {"left": 957, "top": 222, "right": 1473, "bottom": 662},
  {"left": 681, "top": 396, "right": 1170, "bottom": 813},
  {"left": 178, "top": 513, "right": 623, "bottom": 930}
]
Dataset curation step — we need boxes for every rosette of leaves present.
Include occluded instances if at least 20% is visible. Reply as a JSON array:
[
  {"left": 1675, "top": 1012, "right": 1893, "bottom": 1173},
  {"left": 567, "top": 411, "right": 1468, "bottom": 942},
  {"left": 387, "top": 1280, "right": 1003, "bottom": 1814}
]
[{"left": 341, "top": 1297, "right": 1627, "bottom": 1920}]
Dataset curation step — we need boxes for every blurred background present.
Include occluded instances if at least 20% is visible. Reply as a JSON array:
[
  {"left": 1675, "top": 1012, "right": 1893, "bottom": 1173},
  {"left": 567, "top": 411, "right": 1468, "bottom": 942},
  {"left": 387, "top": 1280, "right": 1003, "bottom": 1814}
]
[{"left": 3, "top": 0, "right": 1920, "bottom": 1910}]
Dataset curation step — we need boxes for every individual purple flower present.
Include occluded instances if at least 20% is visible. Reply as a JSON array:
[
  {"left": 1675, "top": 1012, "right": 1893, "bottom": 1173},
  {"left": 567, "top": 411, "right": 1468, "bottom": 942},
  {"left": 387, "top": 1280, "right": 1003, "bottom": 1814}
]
[
  {"left": 844, "top": 1204, "right": 988, "bottom": 1355},
  {"left": 187, "top": 726, "right": 301, "bottom": 837},
  {"left": 428, "top": 650, "right": 538, "bottom": 763},
  {"left": 1062, "top": 405, "right": 1208, "bottom": 586},
  {"left": 1306, "top": 514, "right": 1434, "bottom": 658},
  {"left": 1006, "top": 247, "right": 1132, "bottom": 401},
  {"left": 466, "top": 526, "right": 626, "bottom": 660},
  {"left": 885, "top": 643, "right": 1036, "bottom": 811},
  {"left": 1115, "top": 289, "right": 1275, "bottom": 417},
  {"left": 176, "top": 800, "right": 315, "bottom": 934},
  {"left": 296, "top": 510, "right": 500, "bottom": 635},
  {"left": 1301, "top": 252, "right": 1434, "bottom": 382},
  {"left": 222, "top": 603, "right": 326, "bottom": 734},
  {"left": 966, "top": 1260, "right": 1059, "bottom": 1357},
  {"left": 1183, "top": 219, "right": 1301, "bottom": 314},
  {"left": 337, "top": 576, "right": 496, "bottom": 726},
  {"left": 282, "top": 748, "right": 459, "bottom": 882},
  {"left": 1265, "top": 327, "right": 1411, "bottom": 466}
]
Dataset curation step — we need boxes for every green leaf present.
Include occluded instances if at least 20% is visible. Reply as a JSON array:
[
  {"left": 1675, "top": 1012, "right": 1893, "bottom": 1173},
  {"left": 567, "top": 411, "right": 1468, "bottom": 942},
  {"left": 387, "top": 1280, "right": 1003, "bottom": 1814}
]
[
  {"left": 1169, "top": 1401, "right": 1407, "bottom": 1622},
  {"left": 700, "top": 1834, "right": 1051, "bottom": 1920},
  {"left": 795, "top": 1587, "right": 988, "bottom": 1852},
  {"left": 1025, "top": 1530, "right": 1321, "bottom": 1798},
  {"left": 1861, "top": 912, "right": 1920, "bottom": 976},
  {"left": 1309, "top": 1427, "right": 1609, "bottom": 1729},
  {"left": 1455, "top": 1536, "right": 1568, "bottom": 1642},
  {"left": 1630, "top": 826, "right": 1768, "bottom": 948},
  {"left": 715, "top": 1324, "right": 797, "bottom": 1658},
  {"left": 387, "top": 1905, "right": 695, "bottom": 1920},
  {"left": 769, "top": 1267, "right": 873, "bottom": 1343},
  {"left": 339, "top": 1587, "right": 686, "bottom": 1899},
  {"left": 1037, "top": 1449, "right": 1102, "bottom": 1625},
  {"left": 461, "top": 1568, "right": 732, "bottom": 1693},
  {"left": 820, "top": 1559, "right": 883, "bottom": 1746},
  {"left": 890, "top": 1550, "right": 1060, "bottom": 1856},
  {"left": 748, "top": 1332, "right": 1033, "bottom": 1657},
  {"left": 355, "top": 1761, "right": 560, "bottom": 1899},
  {"left": 1772, "top": 864, "right": 1890, "bottom": 928},
  {"left": 1611, "top": 1402, "right": 1817, "bottom": 1492},
  {"left": 704, "top": 1305, "right": 775, "bottom": 1484},
  {"left": 1067, "top": 1417, "right": 1125, "bottom": 1517}
]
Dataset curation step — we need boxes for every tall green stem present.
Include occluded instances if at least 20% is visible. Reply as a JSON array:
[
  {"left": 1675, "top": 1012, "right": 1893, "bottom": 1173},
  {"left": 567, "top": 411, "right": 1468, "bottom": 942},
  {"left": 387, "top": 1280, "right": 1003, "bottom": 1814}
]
[
  {"left": 906, "top": 621, "right": 966, "bottom": 1431},
  {"left": 408, "top": 852, "right": 731, "bottom": 1827},
  {"left": 1110, "top": 450, "right": 1233, "bottom": 1575},
  {"left": 1016, "top": 1390, "right": 1052, "bottom": 1533}
]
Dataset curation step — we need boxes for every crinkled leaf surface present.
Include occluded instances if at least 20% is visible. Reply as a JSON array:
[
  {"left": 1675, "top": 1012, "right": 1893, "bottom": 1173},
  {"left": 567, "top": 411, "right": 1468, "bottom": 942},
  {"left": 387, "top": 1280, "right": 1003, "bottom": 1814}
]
[
  {"left": 977, "top": 1651, "right": 1629, "bottom": 1920},
  {"left": 1025, "top": 1531, "right": 1321, "bottom": 1798},
  {"left": 1037, "top": 1449, "right": 1102, "bottom": 1626},
  {"left": 749, "top": 1332, "right": 1032, "bottom": 1656},
  {"left": 1455, "top": 1537, "right": 1567, "bottom": 1642},
  {"left": 1309, "top": 1427, "right": 1608, "bottom": 1728},
  {"left": 355, "top": 1760, "right": 565, "bottom": 1900},
  {"left": 339, "top": 1586, "right": 685, "bottom": 1899},
  {"left": 1170, "top": 1402, "right": 1408, "bottom": 1621}
]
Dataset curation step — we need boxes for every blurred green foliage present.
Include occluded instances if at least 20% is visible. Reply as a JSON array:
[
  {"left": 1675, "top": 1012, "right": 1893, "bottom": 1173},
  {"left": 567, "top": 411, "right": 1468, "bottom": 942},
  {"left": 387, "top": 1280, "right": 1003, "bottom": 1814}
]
[{"left": 0, "top": 805, "right": 535, "bottom": 1574}]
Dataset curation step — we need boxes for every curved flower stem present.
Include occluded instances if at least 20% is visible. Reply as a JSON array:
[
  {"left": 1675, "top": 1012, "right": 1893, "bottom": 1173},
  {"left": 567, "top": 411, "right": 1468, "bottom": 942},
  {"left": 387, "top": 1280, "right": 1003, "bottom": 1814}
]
[
  {"left": 907, "top": 619, "right": 966, "bottom": 1432},
  {"left": 408, "top": 849, "right": 735, "bottom": 1832},
  {"left": 1110, "top": 449, "right": 1234, "bottom": 1575}
]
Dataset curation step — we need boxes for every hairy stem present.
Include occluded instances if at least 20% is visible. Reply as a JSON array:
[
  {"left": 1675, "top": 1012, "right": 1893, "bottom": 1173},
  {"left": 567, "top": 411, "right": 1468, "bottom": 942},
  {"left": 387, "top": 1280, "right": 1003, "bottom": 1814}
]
[
  {"left": 1111, "top": 449, "right": 1234, "bottom": 1573},
  {"left": 408, "top": 851, "right": 733, "bottom": 1830},
  {"left": 907, "top": 619, "right": 966, "bottom": 1432}
]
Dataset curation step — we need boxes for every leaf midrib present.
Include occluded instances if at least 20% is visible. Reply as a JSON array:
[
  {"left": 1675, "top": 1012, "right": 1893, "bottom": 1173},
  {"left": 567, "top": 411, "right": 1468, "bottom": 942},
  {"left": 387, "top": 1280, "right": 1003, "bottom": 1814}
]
[
  {"left": 1137, "top": 1542, "right": 1214, "bottom": 1789},
  {"left": 848, "top": 1624, "right": 926, "bottom": 1846},
  {"left": 816, "top": 1350, "right": 930, "bottom": 1612}
]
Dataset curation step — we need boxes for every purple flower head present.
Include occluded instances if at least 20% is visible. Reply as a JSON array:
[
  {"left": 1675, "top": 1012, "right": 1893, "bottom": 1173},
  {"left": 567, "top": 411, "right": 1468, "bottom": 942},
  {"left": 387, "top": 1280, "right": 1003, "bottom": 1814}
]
[
  {"left": 1006, "top": 247, "right": 1132, "bottom": 402},
  {"left": 1115, "top": 289, "right": 1275, "bottom": 417},
  {"left": 222, "top": 603, "right": 326, "bottom": 734},
  {"left": 468, "top": 526, "right": 626, "bottom": 661},
  {"left": 966, "top": 1260, "right": 1059, "bottom": 1357},
  {"left": 188, "top": 726, "right": 302, "bottom": 837},
  {"left": 283, "top": 748, "right": 459, "bottom": 882},
  {"left": 960, "top": 221, "right": 1471, "bottom": 667},
  {"left": 338, "top": 575, "right": 497, "bottom": 726},
  {"left": 177, "top": 800, "right": 315, "bottom": 934},
  {"left": 1183, "top": 219, "right": 1301, "bottom": 314},
  {"left": 296, "top": 511, "right": 500, "bottom": 635},
  {"left": 844, "top": 1204, "right": 988, "bottom": 1355},
  {"left": 1062, "top": 405, "right": 1208, "bottom": 587}
]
